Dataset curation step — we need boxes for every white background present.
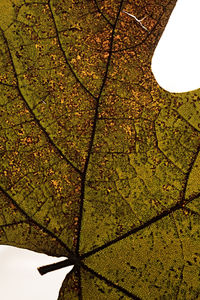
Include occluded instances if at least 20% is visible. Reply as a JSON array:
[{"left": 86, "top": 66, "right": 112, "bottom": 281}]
[{"left": 1, "top": 0, "right": 200, "bottom": 299}]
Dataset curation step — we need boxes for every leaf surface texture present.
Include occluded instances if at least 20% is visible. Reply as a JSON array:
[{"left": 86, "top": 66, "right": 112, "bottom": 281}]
[{"left": 0, "top": 0, "right": 200, "bottom": 299}]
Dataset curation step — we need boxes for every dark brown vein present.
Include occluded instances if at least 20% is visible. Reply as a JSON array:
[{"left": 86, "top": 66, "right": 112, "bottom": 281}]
[
  {"left": 36, "top": 252, "right": 140, "bottom": 299},
  {"left": 0, "top": 221, "right": 25, "bottom": 228},
  {"left": 183, "top": 146, "right": 200, "bottom": 200},
  {"left": 48, "top": 0, "right": 97, "bottom": 100},
  {"left": 82, "top": 263, "right": 142, "bottom": 300},
  {"left": 76, "top": 0, "right": 125, "bottom": 256},
  {"left": 111, "top": 0, "right": 175, "bottom": 55},
  {"left": 0, "top": 185, "right": 77, "bottom": 259},
  {"left": 0, "top": 82, "right": 16, "bottom": 88},
  {"left": 183, "top": 207, "right": 200, "bottom": 218},
  {"left": 81, "top": 191, "right": 200, "bottom": 259},
  {"left": 77, "top": 266, "right": 83, "bottom": 300},
  {"left": 175, "top": 265, "right": 184, "bottom": 299},
  {"left": 93, "top": 0, "right": 114, "bottom": 27},
  {"left": 174, "top": 108, "right": 200, "bottom": 133},
  {"left": 0, "top": 28, "right": 83, "bottom": 176},
  {"left": 155, "top": 137, "right": 188, "bottom": 175}
]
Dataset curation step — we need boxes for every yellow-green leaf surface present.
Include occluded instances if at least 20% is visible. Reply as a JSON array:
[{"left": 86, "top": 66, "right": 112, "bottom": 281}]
[{"left": 0, "top": 0, "right": 200, "bottom": 299}]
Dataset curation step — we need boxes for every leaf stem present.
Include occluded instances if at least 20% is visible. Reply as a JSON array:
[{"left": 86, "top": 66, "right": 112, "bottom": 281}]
[{"left": 38, "top": 258, "right": 76, "bottom": 275}]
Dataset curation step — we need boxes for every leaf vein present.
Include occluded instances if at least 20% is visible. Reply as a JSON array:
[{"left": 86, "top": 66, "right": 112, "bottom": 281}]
[
  {"left": 76, "top": 0, "right": 125, "bottom": 255},
  {"left": 0, "top": 28, "right": 83, "bottom": 176},
  {"left": 81, "top": 191, "right": 200, "bottom": 259},
  {"left": 0, "top": 186, "right": 73, "bottom": 256},
  {"left": 48, "top": 0, "right": 97, "bottom": 100}
]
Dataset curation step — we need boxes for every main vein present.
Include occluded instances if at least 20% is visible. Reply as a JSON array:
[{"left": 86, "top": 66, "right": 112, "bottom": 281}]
[{"left": 76, "top": 0, "right": 125, "bottom": 255}]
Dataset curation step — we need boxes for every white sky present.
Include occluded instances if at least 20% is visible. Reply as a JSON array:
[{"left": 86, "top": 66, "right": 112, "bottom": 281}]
[
  {"left": 0, "top": 246, "right": 73, "bottom": 300},
  {"left": 152, "top": 0, "right": 200, "bottom": 92},
  {"left": 1, "top": 0, "right": 200, "bottom": 299}
]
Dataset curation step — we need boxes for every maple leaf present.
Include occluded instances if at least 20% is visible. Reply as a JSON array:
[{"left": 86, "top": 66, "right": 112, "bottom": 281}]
[{"left": 0, "top": 0, "right": 200, "bottom": 299}]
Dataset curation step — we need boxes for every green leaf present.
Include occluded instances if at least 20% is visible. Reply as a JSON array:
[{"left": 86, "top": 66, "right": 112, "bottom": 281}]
[{"left": 0, "top": 0, "right": 200, "bottom": 299}]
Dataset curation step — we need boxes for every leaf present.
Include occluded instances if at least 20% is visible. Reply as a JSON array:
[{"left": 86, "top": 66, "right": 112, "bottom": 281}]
[{"left": 0, "top": 0, "right": 200, "bottom": 299}]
